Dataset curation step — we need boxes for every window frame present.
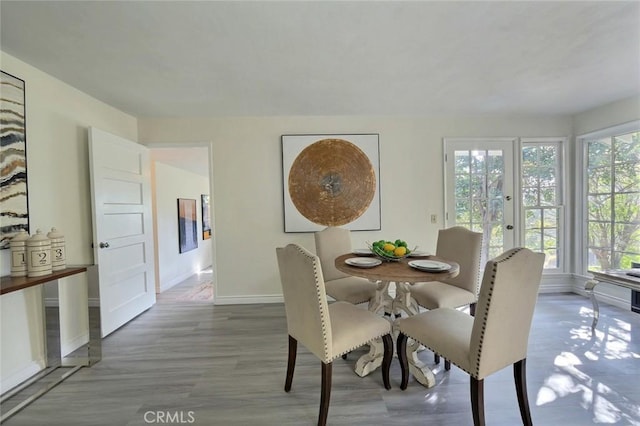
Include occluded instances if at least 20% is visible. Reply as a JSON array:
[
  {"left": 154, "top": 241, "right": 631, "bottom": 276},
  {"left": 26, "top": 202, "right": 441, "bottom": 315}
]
[
  {"left": 577, "top": 120, "right": 640, "bottom": 275},
  {"left": 520, "top": 137, "right": 567, "bottom": 273}
]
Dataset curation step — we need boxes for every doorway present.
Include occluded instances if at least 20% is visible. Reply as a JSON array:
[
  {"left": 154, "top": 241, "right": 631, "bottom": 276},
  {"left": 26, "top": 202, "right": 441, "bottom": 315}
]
[
  {"left": 148, "top": 144, "right": 215, "bottom": 301},
  {"left": 444, "top": 138, "right": 516, "bottom": 267}
]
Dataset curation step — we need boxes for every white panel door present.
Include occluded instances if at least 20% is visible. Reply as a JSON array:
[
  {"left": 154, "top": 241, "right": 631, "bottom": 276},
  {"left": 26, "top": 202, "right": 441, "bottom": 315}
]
[
  {"left": 444, "top": 139, "right": 516, "bottom": 266},
  {"left": 88, "top": 127, "right": 156, "bottom": 337}
]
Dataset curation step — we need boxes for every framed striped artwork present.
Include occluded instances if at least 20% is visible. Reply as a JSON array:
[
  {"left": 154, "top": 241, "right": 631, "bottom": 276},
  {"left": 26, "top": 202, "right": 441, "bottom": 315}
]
[{"left": 1, "top": 70, "right": 29, "bottom": 249}]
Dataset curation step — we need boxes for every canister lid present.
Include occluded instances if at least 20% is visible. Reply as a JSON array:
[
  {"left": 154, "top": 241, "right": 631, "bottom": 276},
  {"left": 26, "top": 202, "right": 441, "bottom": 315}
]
[
  {"left": 47, "top": 227, "right": 64, "bottom": 239},
  {"left": 10, "top": 229, "right": 29, "bottom": 243},
  {"left": 27, "top": 229, "right": 50, "bottom": 243}
]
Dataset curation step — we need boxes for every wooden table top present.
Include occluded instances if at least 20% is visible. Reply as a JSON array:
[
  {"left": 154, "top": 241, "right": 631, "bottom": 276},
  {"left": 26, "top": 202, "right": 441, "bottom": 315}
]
[
  {"left": 1, "top": 266, "right": 88, "bottom": 295},
  {"left": 335, "top": 253, "right": 459, "bottom": 283}
]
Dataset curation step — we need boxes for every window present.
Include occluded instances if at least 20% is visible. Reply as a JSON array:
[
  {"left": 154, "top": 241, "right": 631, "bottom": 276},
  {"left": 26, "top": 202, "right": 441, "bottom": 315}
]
[
  {"left": 583, "top": 126, "right": 640, "bottom": 271},
  {"left": 521, "top": 140, "right": 564, "bottom": 270}
]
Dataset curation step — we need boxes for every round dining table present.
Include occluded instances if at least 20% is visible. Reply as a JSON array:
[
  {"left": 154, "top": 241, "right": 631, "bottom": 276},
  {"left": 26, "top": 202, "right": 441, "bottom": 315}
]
[{"left": 335, "top": 253, "right": 460, "bottom": 388}]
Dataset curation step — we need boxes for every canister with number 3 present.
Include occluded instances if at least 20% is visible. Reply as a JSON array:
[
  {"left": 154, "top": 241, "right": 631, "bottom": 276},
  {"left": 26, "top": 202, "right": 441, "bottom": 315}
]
[{"left": 47, "top": 227, "right": 66, "bottom": 271}]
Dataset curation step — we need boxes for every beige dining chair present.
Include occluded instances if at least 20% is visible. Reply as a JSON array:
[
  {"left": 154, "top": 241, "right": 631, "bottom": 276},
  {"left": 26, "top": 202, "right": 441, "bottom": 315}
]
[
  {"left": 410, "top": 226, "right": 482, "bottom": 369},
  {"left": 397, "top": 247, "right": 545, "bottom": 426},
  {"left": 276, "top": 244, "right": 393, "bottom": 426},
  {"left": 314, "top": 226, "right": 377, "bottom": 307}
]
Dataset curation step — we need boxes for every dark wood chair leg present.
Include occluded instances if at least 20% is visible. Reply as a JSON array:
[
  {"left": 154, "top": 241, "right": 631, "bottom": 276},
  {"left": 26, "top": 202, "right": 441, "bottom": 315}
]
[
  {"left": 397, "top": 333, "right": 409, "bottom": 390},
  {"left": 319, "top": 362, "right": 332, "bottom": 426},
  {"left": 381, "top": 334, "right": 393, "bottom": 390},
  {"left": 471, "top": 377, "right": 485, "bottom": 426},
  {"left": 285, "top": 335, "right": 297, "bottom": 392},
  {"left": 514, "top": 359, "right": 533, "bottom": 426},
  {"left": 435, "top": 353, "right": 451, "bottom": 370}
]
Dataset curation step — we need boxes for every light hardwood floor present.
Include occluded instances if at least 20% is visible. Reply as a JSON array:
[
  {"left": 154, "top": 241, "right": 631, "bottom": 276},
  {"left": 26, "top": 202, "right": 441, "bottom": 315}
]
[{"left": 3, "top": 275, "right": 639, "bottom": 425}]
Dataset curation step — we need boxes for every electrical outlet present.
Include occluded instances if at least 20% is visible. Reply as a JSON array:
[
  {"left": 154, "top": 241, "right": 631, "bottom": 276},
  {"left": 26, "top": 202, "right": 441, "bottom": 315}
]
[{"left": 430, "top": 214, "right": 437, "bottom": 224}]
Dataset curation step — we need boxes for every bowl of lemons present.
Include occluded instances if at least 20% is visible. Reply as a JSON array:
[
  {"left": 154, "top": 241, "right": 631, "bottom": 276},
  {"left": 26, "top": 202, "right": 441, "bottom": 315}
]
[{"left": 368, "top": 239, "right": 414, "bottom": 261}]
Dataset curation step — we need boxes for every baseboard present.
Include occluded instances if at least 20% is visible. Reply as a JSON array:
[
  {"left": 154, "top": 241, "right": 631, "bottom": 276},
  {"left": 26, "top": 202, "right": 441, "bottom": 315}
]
[
  {"left": 0, "top": 360, "right": 45, "bottom": 394},
  {"left": 215, "top": 294, "right": 284, "bottom": 305},
  {"left": 215, "top": 281, "right": 572, "bottom": 305},
  {"left": 212, "top": 275, "right": 625, "bottom": 308},
  {"left": 539, "top": 282, "right": 573, "bottom": 293},
  {"left": 572, "top": 286, "right": 631, "bottom": 310},
  {"left": 44, "top": 297, "right": 59, "bottom": 307},
  {"left": 61, "top": 332, "right": 89, "bottom": 357},
  {"left": 159, "top": 270, "right": 200, "bottom": 293}
]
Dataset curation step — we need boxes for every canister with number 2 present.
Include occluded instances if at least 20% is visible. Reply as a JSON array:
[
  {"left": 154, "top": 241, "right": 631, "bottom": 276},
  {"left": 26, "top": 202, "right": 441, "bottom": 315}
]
[{"left": 27, "top": 229, "right": 52, "bottom": 277}]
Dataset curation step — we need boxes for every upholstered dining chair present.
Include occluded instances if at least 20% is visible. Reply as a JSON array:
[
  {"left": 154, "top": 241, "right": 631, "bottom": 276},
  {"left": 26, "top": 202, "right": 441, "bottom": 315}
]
[
  {"left": 397, "top": 247, "right": 545, "bottom": 426},
  {"left": 276, "top": 244, "right": 393, "bottom": 426},
  {"left": 314, "top": 226, "right": 377, "bottom": 307},
  {"left": 410, "top": 226, "right": 482, "bottom": 369}
]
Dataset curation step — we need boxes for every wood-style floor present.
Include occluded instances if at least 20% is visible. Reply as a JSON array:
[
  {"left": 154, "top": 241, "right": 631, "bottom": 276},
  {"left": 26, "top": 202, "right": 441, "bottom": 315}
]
[{"left": 3, "top": 274, "right": 639, "bottom": 425}]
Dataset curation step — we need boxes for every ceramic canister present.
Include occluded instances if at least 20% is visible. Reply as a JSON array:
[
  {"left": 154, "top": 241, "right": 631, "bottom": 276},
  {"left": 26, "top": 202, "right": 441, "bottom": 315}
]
[
  {"left": 10, "top": 229, "right": 30, "bottom": 277},
  {"left": 27, "top": 229, "right": 52, "bottom": 277},
  {"left": 47, "top": 227, "right": 66, "bottom": 271}
]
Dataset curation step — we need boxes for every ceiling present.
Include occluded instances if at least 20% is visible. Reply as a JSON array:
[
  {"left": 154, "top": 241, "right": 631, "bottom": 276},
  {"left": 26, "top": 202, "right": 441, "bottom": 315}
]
[{"left": 1, "top": 1, "right": 639, "bottom": 118}]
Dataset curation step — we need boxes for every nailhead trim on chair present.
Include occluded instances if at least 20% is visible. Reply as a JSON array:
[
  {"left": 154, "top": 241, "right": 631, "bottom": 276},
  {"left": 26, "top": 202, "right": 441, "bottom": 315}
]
[
  {"left": 332, "top": 333, "right": 389, "bottom": 362},
  {"left": 473, "top": 240, "right": 483, "bottom": 299},
  {"left": 295, "top": 244, "right": 389, "bottom": 363},
  {"left": 472, "top": 247, "right": 523, "bottom": 378},
  {"left": 308, "top": 246, "right": 332, "bottom": 363},
  {"left": 403, "top": 247, "right": 526, "bottom": 379},
  {"left": 404, "top": 337, "right": 474, "bottom": 376}
]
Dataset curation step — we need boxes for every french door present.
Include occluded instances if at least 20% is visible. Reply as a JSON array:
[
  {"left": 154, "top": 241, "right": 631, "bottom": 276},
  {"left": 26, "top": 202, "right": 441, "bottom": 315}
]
[{"left": 444, "top": 139, "right": 516, "bottom": 266}]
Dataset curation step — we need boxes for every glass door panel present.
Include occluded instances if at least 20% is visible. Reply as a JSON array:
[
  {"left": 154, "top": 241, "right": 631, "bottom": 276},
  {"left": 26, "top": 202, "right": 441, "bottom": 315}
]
[{"left": 445, "top": 139, "right": 515, "bottom": 266}]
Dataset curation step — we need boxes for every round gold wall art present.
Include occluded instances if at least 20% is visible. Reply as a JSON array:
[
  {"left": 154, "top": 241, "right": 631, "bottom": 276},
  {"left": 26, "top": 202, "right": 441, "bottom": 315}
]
[{"left": 288, "top": 138, "right": 376, "bottom": 226}]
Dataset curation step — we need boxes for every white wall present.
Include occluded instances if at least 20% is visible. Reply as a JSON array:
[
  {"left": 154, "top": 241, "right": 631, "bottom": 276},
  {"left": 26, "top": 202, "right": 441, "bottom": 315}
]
[
  {"left": 138, "top": 115, "right": 573, "bottom": 304},
  {"left": 152, "top": 162, "right": 212, "bottom": 292},
  {"left": 0, "top": 52, "right": 138, "bottom": 391},
  {"left": 573, "top": 96, "right": 640, "bottom": 136}
]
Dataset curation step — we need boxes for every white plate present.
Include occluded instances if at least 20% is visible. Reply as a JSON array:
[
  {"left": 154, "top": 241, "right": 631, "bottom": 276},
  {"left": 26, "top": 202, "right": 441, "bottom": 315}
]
[
  {"left": 352, "top": 248, "right": 374, "bottom": 256},
  {"left": 408, "top": 260, "right": 451, "bottom": 271},
  {"left": 345, "top": 257, "right": 382, "bottom": 268},
  {"left": 408, "top": 250, "right": 430, "bottom": 257}
]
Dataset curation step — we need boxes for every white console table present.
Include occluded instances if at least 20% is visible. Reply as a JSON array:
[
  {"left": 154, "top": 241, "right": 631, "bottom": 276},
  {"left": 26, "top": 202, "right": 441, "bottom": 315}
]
[{"left": 586, "top": 270, "right": 640, "bottom": 331}]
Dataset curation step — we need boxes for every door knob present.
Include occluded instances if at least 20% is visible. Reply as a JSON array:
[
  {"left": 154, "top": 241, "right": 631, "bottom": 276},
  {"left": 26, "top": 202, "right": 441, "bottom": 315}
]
[
  {"left": 99, "top": 242, "right": 110, "bottom": 248},
  {"left": 506, "top": 225, "right": 514, "bottom": 230}
]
